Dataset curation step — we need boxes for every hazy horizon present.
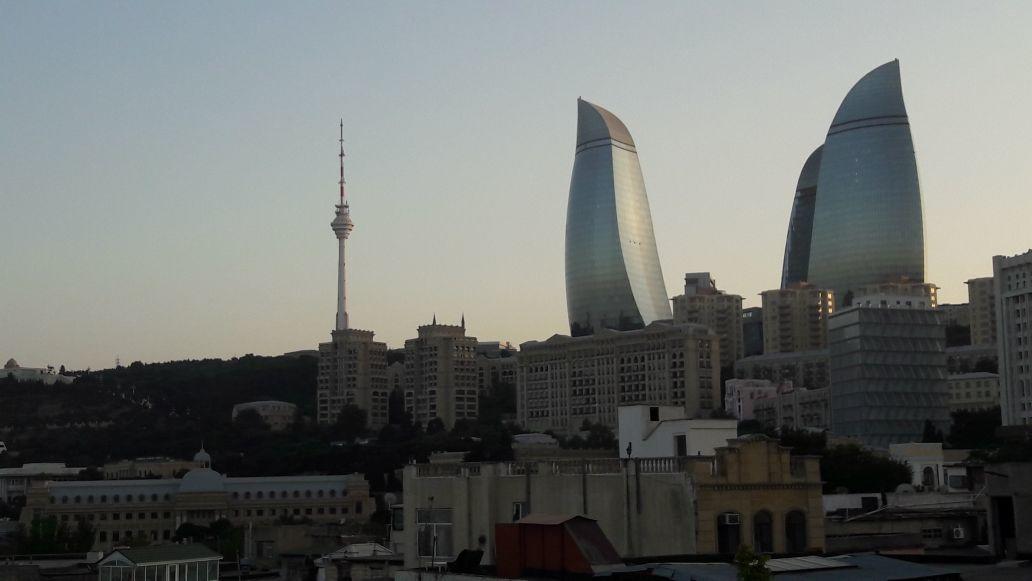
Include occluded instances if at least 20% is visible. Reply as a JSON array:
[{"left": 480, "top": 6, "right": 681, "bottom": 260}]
[{"left": 3, "top": 2, "right": 1031, "bottom": 370}]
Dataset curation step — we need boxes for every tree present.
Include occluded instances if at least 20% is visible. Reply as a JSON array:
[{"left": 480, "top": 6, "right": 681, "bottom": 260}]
[
  {"left": 921, "top": 420, "right": 945, "bottom": 443},
  {"left": 734, "top": 545, "right": 772, "bottom": 581},
  {"left": 820, "top": 444, "right": 912, "bottom": 493},
  {"left": 426, "top": 418, "right": 446, "bottom": 435},
  {"left": 77, "top": 467, "right": 103, "bottom": 481},
  {"left": 948, "top": 407, "right": 1001, "bottom": 449},
  {"left": 334, "top": 404, "right": 367, "bottom": 441},
  {"left": 777, "top": 428, "right": 826, "bottom": 456}
]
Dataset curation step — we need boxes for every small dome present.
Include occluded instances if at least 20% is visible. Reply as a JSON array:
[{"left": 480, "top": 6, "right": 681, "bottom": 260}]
[
  {"left": 193, "top": 447, "right": 212, "bottom": 465},
  {"left": 179, "top": 468, "right": 225, "bottom": 493},
  {"left": 4, "top": 359, "right": 18, "bottom": 369}
]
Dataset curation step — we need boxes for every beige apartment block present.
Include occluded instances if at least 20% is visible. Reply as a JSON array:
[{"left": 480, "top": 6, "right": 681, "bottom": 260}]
[
  {"left": 947, "top": 372, "right": 1000, "bottom": 413},
  {"left": 753, "top": 388, "right": 830, "bottom": 431},
  {"left": 403, "top": 321, "right": 478, "bottom": 429},
  {"left": 517, "top": 321, "right": 720, "bottom": 433},
  {"left": 316, "top": 329, "right": 389, "bottom": 428},
  {"left": 760, "top": 284, "right": 835, "bottom": 354},
  {"left": 967, "top": 276, "right": 997, "bottom": 347},
  {"left": 672, "top": 273, "right": 744, "bottom": 366}
]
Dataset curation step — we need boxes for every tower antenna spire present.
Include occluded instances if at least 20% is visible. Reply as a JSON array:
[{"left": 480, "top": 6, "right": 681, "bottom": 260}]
[{"left": 338, "top": 119, "right": 347, "bottom": 206}]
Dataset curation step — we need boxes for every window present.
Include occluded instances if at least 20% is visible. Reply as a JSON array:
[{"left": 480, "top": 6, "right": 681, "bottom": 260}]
[
  {"left": 356, "top": 501, "right": 363, "bottom": 514},
  {"left": 785, "top": 511, "right": 807, "bottom": 553},
  {"left": 922, "top": 528, "right": 942, "bottom": 540},
  {"left": 417, "top": 508, "right": 454, "bottom": 559}
]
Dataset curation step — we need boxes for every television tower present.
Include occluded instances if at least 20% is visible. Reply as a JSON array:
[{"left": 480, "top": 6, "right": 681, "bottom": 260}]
[{"left": 331, "top": 120, "right": 355, "bottom": 330}]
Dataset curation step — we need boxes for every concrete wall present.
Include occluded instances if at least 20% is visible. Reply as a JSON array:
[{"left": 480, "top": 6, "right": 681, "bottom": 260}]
[
  {"left": 401, "top": 459, "right": 696, "bottom": 569},
  {"left": 984, "top": 461, "right": 1032, "bottom": 558},
  {"left": 617, "top": 405, "right": 736, "bottom": 458}
]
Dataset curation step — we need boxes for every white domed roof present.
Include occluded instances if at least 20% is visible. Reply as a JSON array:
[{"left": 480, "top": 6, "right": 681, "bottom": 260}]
[
  {"left": 179, "top": 468, "right": 225, "bottom": 493},
  {"left": 193, "top": 448, "right": 212, "bottom": 464},
  {"left": 4, "top": 359, "right": 18, "bottom": 369}
]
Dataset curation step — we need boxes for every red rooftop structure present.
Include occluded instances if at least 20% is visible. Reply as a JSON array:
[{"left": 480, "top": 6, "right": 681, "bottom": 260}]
[{"left": 494, "top": 514, "right": 623, "bottom": 578}]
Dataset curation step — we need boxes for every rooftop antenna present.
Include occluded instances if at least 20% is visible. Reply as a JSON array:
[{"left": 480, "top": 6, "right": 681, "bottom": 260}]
[{"left": 338, "top": 119, "right": 347, "bottom": 206}]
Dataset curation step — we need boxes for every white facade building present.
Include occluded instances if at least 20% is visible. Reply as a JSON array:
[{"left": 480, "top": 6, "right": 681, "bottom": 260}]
[
  {"left": 993, "top": 251, "right": 1032, "bottom": 425},
  {"left": 617, "top": 405, "right": 736, "bottom": 458},
  {"left": 889, "top": 442, "right": 973, "bottom": 492},
  {"left": 723, "top": 379, "right": 786, "bottom": 420},
  {"left": 2, "top": 359, "right": 73, "bottom": 385},
  {"left": 0, "top": 463, "right": 84, "bottom": 502}
]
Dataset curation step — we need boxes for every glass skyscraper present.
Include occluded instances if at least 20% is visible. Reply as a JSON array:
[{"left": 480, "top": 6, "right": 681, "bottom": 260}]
[
  {"left": 804, "top": 60, "right": 925, "bottom": 303},
  {"left": 781, "top": 145, "right": 823, "bottom": 288},
  {"left": 565, "top": 99, "right": 670, "bottom": 336}
]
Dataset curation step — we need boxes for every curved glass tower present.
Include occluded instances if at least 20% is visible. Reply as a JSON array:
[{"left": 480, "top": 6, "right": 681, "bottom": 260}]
[
  {"left": 806, "top": 60, "right": 925, "bottom": 301},
  {"left": 565, "top": 99, "right": 671, "bottom": 336},
  {"left": 781, "top": 145, "right": 823, "bottom": 288}
]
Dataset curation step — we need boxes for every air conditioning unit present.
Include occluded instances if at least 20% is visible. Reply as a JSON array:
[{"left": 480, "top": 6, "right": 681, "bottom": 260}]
[
  {"left": 721, "top": 513, "right": 741, "bottom": 525},
  {"left": 951, "top": 526, "right": 965, "bottom": 540}
]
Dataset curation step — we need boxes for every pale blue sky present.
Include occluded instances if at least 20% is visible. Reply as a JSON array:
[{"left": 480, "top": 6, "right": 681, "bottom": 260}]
[{"left": 3, "top": 1, "right": 1030, "bottom": 370}]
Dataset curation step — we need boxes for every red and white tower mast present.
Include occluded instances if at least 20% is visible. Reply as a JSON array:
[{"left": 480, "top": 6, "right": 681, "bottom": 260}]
[{"left": 331, "top": 120, "right": 355, "bottom": 330}]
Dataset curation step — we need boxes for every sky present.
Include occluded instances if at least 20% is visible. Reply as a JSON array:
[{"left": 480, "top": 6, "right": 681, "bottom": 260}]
[{"left": 2, "top": 1, "right": 1031, "bottom": 371}]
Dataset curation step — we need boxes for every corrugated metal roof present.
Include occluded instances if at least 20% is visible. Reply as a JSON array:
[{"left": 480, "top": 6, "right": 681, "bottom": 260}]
[
  {"left": 516, "top": 513, "right": 595, "bottom": 525},
  {"left": 106, "top": 544, "right": 221, "bottom": 565}
]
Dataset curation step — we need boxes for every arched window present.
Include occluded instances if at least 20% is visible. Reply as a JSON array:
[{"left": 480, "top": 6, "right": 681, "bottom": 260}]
[
  {"left": 256, "top": 492, "right": 263, "bottom": 499},
  {"left": 138, "top": 494, "right": 145, "bottom": 502},
  {"left": 922, "top": 466, "right": 936, "bottom": 487},
  {"left": 293, "top": 491, "right": 300, "bottom": 498},
  {"left": 317, "top": 490, "right": 324, "bottom": 498},
  {"left": 716, "top": 512, "right": 741, "bottom": 555},
  {"left": 87, "top": 495, "right": 94, "bottom": 504},
  {"left": 785, "top": 510, "right": 807, "bottom": 553},
  {"left": 100, "top": 495, "right": 107, "bottom": 503},
  {"left": 329, "top": 490, "right": 336, "bottom": 498},
  {"left": 280, "top": 491, "right": 288, "bottom": 499},
  {"left": 304, "top": 490, "right": 312, "bottom": 498},
  {"left": 74, "top": 496, "right": 81, "bottom": 504},
  {"left": 113, "top": 495, "right": 119, "bottom": 503},
  {"left": 61, "top": 496, "right": 69, "bottom": 504},
  {"left": 151, "top": 494, "right": 158, "bottom": 501},
  {"left": 244, "top": 492, "right": 251, "bottom": 500},
  {"left": 753, "top": 511, "right": 774, "bottom": 553}
]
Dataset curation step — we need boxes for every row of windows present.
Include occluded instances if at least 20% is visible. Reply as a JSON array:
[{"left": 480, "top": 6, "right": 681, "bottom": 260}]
[
  {"left": 53, "top": 488, "right": 352, "bottom": 504},
  {"left": 56, "top": 502, "right": 363, "bottom": 523}
]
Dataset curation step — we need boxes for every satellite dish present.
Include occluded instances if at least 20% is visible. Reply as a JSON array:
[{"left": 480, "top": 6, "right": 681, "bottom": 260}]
[{"left": 384, "top": 493, "right": 398, "bottom": 506}]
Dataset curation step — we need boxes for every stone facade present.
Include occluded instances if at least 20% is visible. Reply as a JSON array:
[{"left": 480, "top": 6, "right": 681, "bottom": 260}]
[
  {"left": 967, "top": 276, "right": 996, "bottom": 347},
  {"left": 403, "top": 322, "right": 478, "bottom": 429},
  {"left": 734, "top": 350, "right": 830, "bottom": 390},
  {"left": 317, "top": 329, "right": 389, "bottom": 428},
  {"left": 760, "top": 284, "right": 834, "bottom": 354},
  {"left": 517, "top": 321, "right": 720, "bottom": 433},
  {"left": 947, "top": 372, "right": 1000, "bottom": 412},
  {"left": 993, "top": 252, "right": 1032, "bottom": 426},
  {"left": 753, "top": 388, "right": 830, "bottom": 431},
  {"left": 20, "top": 460, "right": 370, "bottom": 551},
  {"left": 672, "top": 273, "right": 744, "bottom": 366}
]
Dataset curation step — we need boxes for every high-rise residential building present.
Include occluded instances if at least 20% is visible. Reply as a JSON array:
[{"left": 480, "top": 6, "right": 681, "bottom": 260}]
[
  {"left": 967, "top": 276, "right": 997, "bottom": 347},
  {"left": 828, "top": 301, "right": 950, "bottom": 448},
  {"left": 806, "top": 60, "right": 925, "bottom": 303},
  {"left": 993, "top": 251, "right": 1032, "bottom": 426},
  {"left": 565, "top": 99, "right": 670, "bottom": 336},
  {"left": 781, "top": 146, "right": 823, "bottom": 288},
  {"left": 671, "top": 273, "right": 744, "bottom": 366},
  {"left": 735, "top": 349, "right": 830, "bottom": 390},
  {"left": 753, "top": 388, "right": 830, "bottom": 431},
  {"left": 317, "top": 329, "right": 389, "bottom": 427},
  {"left": 517, "top": 321, "right": 720, "bottom": 433},
  {"left": 316, "top": 125, "right": 390, "bottom": 428},
  {"left": 475, "top": 354, "right": 517, "bottom": 395},
  {"left": 403, "top": 320, "right": 479, "bottom": 429},
  {"left": 936, "top": 303, "right": 971, "bottom": 328},
  {"left": 760, "top": 283, "right": 834, "bottom": 354},
  {"left": 742, "top": 307, "right": 764, "bottom": 357}
]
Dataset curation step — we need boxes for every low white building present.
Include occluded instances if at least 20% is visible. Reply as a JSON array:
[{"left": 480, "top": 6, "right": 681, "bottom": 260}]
[
  {"left": 889, "top": 442, "right": 973, "bottom": 492},
  {"left": 2, "top": 358, "right": 74, "bottom": 385},
  {"left": 617, "top": 405, "right": 736, "bottom": 458},
  {"left": 0, "top": 462, "right": 84, "bottom": 502}
]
